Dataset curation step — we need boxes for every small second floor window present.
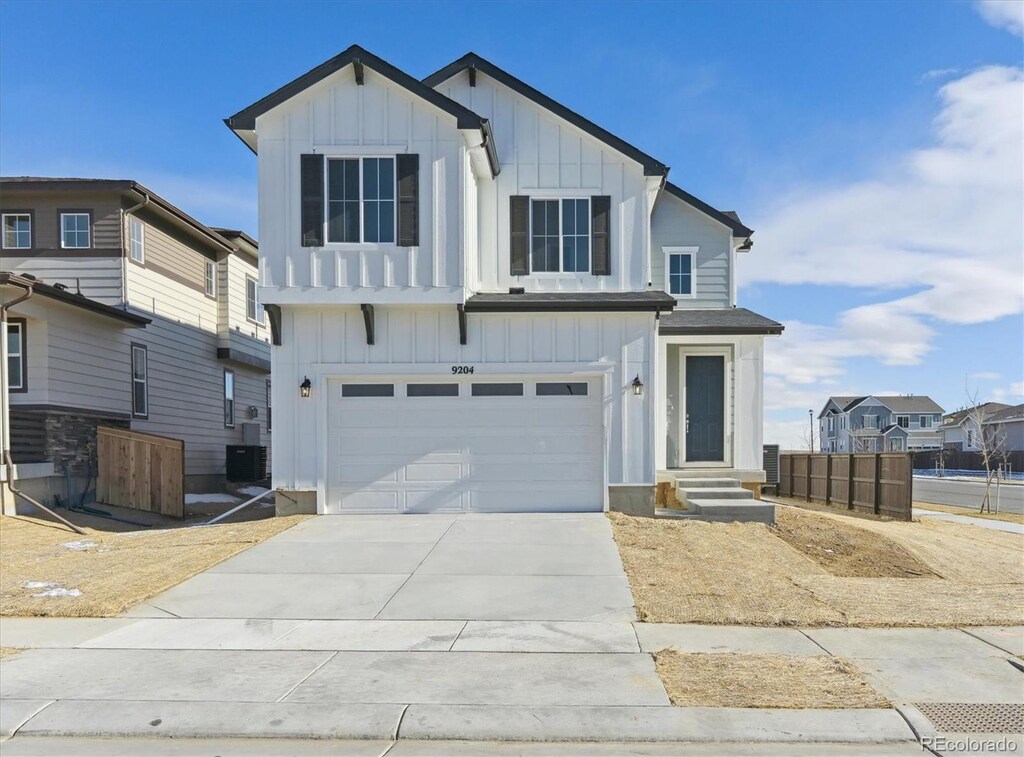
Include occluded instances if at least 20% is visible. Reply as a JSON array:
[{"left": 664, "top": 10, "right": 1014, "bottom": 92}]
[
  {"left": 224, "top": 369, "right": 235, "bottom": 428},
  {"left": 246, "top": 276, "right": 264, "bottom": 324},
  {"left": 327, "top": 157, "right": 395, "bottom": 244},
  {"left": 827, "top": 415, "right": 835, "bottom": 432},
  {"left": 129, "top": 217, "right": 145, "bottom": 262},
  {"left": 7, "top": 321, "right": 25, "bottom": 391},
  {"left": 2, "top": 213, "right": 31, "bottom": 249},
  {"left": 896, "top": 415, "right": 910, "bottom": 428},
  {"left": 131, "top": 344, "right": 148, "bottom": 418},
  {"left": 668, "top": 252, "right": 694, "bottom": 296},
  {"left": 863, "top": 414, "right": 878, "bottom": 429},
  {"left": 531, "top": 198, "right": 590, "bottom": 273},
  {"left": 60, "top": 212, "right": 90, "bottom": 248},
  {"left": 920, "top": 416, "right": 933, "bottom": 428},
  {"left": 205, "top": 261, "right": 216, "bottom": 297}
]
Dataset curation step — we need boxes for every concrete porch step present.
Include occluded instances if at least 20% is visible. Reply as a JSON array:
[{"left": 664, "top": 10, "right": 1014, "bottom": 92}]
[
  {"left": 677, "top": 487, "right": 754, "bottom": 501},
  {"left": 671, "top": 477, "right": 741, "bottom": 489},
  {"left": 689, "top": 499, "right": 776, "bottom": 525},
  {"left": 654, "top": 508, "right": 700, "bottom": 520}
]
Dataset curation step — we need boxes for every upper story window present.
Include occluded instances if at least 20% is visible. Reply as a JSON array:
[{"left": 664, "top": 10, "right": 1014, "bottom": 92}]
[
  {"left": 920, "top": 415, "right": 933, "bottom": 429},
  {"left": 827, "top": 415, "right": 835, "bottom": 432},
  {"left": 204, "top": 261, "right": 216, "bottom": 297},
  {"left": 326, "top": 157, "right": 395, "bottom": 244},
  {"left": 246, "top": 276, "right": 264, "bottom": 324},
  {"left": 7, "top": 320, "right": 26, "bottom": 392},
  {"left": 224, "top": 369, "right": 235, "bottom": 428},
  {"left": 665, "top": 248, "right": 696, "bottom": 296},
  {"left": 131, "top": 344, "right": 148, "bottom": 418},
  {"left": 60, "top": 212, "right": 91, "bottom": 249},
  {"left": 863, "top": 414, "right": 878, "bottom": 429},
  {"left": 129, "top": 216, "right": 145, "bottom": 263},
  {"left": 531, "top": 198, "right": 589, "bottom": 273},
  {"left": 2, "top": 213, "right": 31, "bottom": 249},
  {"left": 896, "top": 415, "right": 910, "bottom": 428}
]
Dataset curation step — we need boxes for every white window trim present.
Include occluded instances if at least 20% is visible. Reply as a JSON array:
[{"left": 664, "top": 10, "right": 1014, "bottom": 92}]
[
  {"left": 131, "top": 344, "right": 148, "bottom": 418},
  {"left": 1, "top": 213, "right": 31, "bottom": 249},
  {"left": 60, "top": 212, "right": 91, "bottom": 249},
  {"left": 7, "top": 321, "right": 24, "bottom": 390},
  {"left": 920, "top": 415, "right": 933, "bottom": 428},
  {"left": 528, "top": 197, "right": 592, "bottom": 276},
  {"left": 323, "top": 156, "right": 397, "bottom": 246},
  {"left": 224, "top": 369, "right": 235, "bottom": 428},
  {"left": 663, "top": 246, "right": 698, "bottom": 298},
  {"left": 204, "top": 260, "right": 216, "bottom": 297},
  {"left": 246, "top": 275, "right": 264, "bottom": 325},
  {"left": 896, "top": 414, "right": 910, "bottom": 428},
  {"left": 129, "top": 216, "right": 145, "bottom": 263},
  {"left": 863, "top": 414, "right": 878, "bottom": 429}
]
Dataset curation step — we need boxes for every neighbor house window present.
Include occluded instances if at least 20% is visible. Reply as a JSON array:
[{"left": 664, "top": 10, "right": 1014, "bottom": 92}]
[
  {"left": 60, "top": 212, "right": 90, "bottom": 248},
  {"left": 896, "top": 415, "right": 909, "bottom": 428},
  {"left": 246, "top": 276, "right": 264, "bottom": 324},
  {"left": 920, "top": 415, "right": 932, "bottom": 429},
  {"left": 224, "top": 369, "right": 235, "bottom": 428},
  {"left": 530, "top": 198, "right": 589, "bottom": 273},
  {"left": 6, "top": 320, "right": 26, "bottom": 391},
  {"left": 827, "top": 415, "right": 835, "bottom": 433},
  {"left": 129, "top": 216, "right": 145, "bottom": 262},
  {"left": 326, "top": 157, "right": 395, "bottom": 243},
  {"left": 131, "top": 344, "right": 148, "bottom": 418},
  {"left": 204, "top": 261, "right": 216, "bottom": 297},
  {"left": 863, "top": 414, "right": 878, "bottom": 429},
  {"left": 889, "top": 437, "right": 904, "bottom": 452},
  {"left": 266, "top": 379, "right": 272, "bottom": 431},
  {"left": 2, "top": 213, "right": 31, "bottom": 249},
  {"left": 665, "top": 249, "right": 696, "bottom": 296}
]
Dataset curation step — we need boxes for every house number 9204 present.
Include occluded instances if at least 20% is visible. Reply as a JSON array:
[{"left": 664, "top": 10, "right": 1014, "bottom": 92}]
[{"left": 451, "top": 365, "right": 475, "bottom": 374}]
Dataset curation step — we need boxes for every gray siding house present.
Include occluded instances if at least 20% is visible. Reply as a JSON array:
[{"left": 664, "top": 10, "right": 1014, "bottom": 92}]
[
  {"left": 1, "top": 178, "right": 270, "bottom": 507},
  {"left": 819, "top": 395, "right": 944, "bottom": 453},
  {"left": 941, "top": 402, "right": 1024, "bottom": 452}
]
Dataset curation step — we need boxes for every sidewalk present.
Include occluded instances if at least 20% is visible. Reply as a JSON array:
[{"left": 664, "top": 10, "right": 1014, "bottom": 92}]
[
  {"left": 2, "top": 617, "right": 1021, "bottom": 747},
  {"left": 914, "top": 506, "right": 1024, "bottom": 534}
]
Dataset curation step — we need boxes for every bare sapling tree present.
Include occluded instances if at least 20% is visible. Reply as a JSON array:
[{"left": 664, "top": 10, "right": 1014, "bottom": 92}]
[{"left": 964, "top": 389, "right": 1010, "bottom": 513}]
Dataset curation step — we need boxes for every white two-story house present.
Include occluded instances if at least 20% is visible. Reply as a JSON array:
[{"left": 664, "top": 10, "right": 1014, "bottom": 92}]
[{"left": 226, "top": 46, "right": 782, "bottom": 515}]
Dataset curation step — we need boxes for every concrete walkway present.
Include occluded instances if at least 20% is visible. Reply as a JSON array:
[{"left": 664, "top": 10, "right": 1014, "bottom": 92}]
[
  {"left": 1, "top": 514, "right": 1021, "bottom": 748},
  {"left": 914, "top": 506, "right": 1024, "bottom": 534}
]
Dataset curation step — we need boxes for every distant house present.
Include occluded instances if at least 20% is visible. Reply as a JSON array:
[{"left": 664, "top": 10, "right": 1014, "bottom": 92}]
[
  {"left": 941, "top": 402, "right": 1024, "bottom": 452},
  {"left": 818, "top": 395, "right": 944, "bottom": 453},
  {"left": 1, "top": 177, "right": 270, "bottom": 506}
]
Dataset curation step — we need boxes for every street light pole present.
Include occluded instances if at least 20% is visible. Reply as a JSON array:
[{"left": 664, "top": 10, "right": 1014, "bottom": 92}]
[{"left": 809, "top": 409, "right": 815, "bottom": 452}]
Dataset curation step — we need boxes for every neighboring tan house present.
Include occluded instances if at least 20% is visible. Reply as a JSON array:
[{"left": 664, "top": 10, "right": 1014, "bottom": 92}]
[
  {"left": 819, "top": 395, "right": 944, "bottom": 453},
  {"left": 0, "top": 178, "right": 271, "bottom": 506},
  {"left": 224, "top": 45, "right": 782, "bottom": 515},
  {"left": 941, "top": 402, "right": 1024, "bottom": 452}
]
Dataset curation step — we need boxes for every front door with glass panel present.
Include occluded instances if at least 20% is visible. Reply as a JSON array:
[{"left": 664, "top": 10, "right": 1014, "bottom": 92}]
[{"left": 684, "top": 355, "right": 726, "bottom": 462}]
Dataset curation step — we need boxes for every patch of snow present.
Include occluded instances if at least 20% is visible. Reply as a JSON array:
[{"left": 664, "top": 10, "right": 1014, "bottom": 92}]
[
  {"left": 24, "top": 581, "right": 60, "bottom": 589},
  {"left": 61, "top": 540, "right": 98, "bottom": 551},
  {"left": 184, "top": 493, "right": 242, "bottom": 505},
  {"left": 33, "top": 588, "right": 82, "bottom": 598},
  {"left": 237, "top": 486, "right": 270, "bottom": 497}
]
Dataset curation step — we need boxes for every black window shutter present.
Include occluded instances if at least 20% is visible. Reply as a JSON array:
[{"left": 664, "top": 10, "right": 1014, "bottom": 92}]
[
  {"left": 591, "top": 195, "right": 611, "bottom": 275},
  {"left": 396, "top": 154, "right": 419, "bottom": 247},
  {"left": 510, "top": 195, "right": 530, "bottom": 276},
  {"left": 300, "top": 154, "right": 324, "bottom": 247}
]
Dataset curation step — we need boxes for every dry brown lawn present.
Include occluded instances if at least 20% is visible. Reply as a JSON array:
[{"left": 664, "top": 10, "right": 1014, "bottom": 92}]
[
  {"left": 915, "top": 502, "right": 1024, "bottom": 525},
  {"left": 610, "top": 505, "right": 1024, "bottom": 627},
  {"left": 654, "top": 651, "right": 889, "bottom": 709},
  {"left": 0, "top": 510, "right": 308, "bottom": 617}
]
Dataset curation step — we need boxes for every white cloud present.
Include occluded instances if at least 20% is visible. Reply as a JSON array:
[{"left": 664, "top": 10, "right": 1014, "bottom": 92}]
[
  {"left": 745, "top": 65, "right": 1024, "bottom": 403},
  {"left": 976, "top": 0, "right": 1024, "bottom": 36},
  {"left": 993, "top": 381, "right": 1024, "bottom": 403}
]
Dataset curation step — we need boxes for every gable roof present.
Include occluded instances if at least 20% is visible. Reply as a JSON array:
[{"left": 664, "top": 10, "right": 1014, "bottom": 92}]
[
  {"left": 663, "top": 182, "right": 754, "bottom": 238},
  {"left": 423, "top": 52, "right": 668, "bottom": 177},
  {"left": 225, "top": 44, "right": 496, "bottom": 172},
  {"left": 986, "top": 403, "right": 1024, "bottom": 424},
  {"left": 875, "top": 396, "right": 944, "bottom": 414},
  {"left": 942, "top": 402, "right": 1011, "bottom": 427},
  {"left": 819, "top": 396, "right": 864, "bottom": 417}
]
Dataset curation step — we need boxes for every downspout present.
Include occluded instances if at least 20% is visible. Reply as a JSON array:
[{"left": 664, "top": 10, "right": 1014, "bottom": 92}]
[
  {"left": 121, "top": 189, "right": 151, "bottom": 306},
  {"left": 1, "top": 278, "right": 86, "bottom": 534}
]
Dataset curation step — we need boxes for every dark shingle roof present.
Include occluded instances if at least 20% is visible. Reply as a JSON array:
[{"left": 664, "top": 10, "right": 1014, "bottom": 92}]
[
  {"left": 987, "top": 403, "right": 1024, "bottom": 424},
  {"left": 875, "top": 396, "right": 944, "bottom": 414},
  {"left": 0, "top": 272, "right": 150, "bottom": 327},
  {"left": 465, "top": 291, "right": 676, "bottom": 313},
  {"left": 658, "top": 307, "right": 783, "bottom": 335}
]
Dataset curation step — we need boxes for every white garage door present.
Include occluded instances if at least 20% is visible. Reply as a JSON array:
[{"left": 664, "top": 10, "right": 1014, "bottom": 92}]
[{"left": 326, "top": 377, "right": 604, "bottom": 513}]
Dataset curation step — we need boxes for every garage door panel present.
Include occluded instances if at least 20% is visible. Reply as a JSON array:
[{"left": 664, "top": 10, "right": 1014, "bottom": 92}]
[{"left": 326, "top": 378, "right": 603, "bottom": 513}]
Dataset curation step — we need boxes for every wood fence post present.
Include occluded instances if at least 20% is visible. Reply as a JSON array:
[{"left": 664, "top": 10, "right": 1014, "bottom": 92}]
[
  {"left": 874, "top": 453, "right": 882, "bottom": 515},
  {"left": 848, "top": 454, "right": 854, "bottom": 510},
  {"left": 824, "top": 454, "right": 832, "bottom": 505}
]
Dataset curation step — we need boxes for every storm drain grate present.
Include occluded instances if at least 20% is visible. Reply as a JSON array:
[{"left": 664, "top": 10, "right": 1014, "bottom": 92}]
[{"left": 913, "top": 703, "right": 1024, "bottom": 733}]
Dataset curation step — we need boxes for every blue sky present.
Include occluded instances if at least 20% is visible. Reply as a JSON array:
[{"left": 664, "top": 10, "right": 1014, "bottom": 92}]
[{"left": 2, "top": 0, "right": 1022, "bottom": 447}]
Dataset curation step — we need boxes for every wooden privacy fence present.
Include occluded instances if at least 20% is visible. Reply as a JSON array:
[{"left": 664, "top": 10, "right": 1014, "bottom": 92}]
[
  {"left": 778, "top": 453, "right": 913, "bottom": 521},
  {"left": 97, "top": 426, "right": 184, "bottom": 517}
]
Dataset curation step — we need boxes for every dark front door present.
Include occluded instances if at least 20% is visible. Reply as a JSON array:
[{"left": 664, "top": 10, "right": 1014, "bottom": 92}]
[{"left": 685, "top": 355, "right": 725, "bottom": 462}]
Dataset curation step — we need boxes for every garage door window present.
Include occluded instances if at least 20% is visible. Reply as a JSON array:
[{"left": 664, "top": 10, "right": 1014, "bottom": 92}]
[
  {"left": 471, "top": 383, "right": 524, "bottom": 397},
  {"left": 342, "top": 384, "right": 394, "bottom": 397},
  {"left": 537, "top": 382, "right": 588, "bottom": 396},
  {"left": 407, "top": 383, "right": 459, "bottom": 397}
]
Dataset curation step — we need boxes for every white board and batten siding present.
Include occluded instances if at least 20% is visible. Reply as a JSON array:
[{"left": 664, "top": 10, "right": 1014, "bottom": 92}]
[
  {"left": 256, "top": 67, "right": 468, "bottom": 303},
  {"left": 273, "top": 306, "right": 655, "bottom": 512},
  {"left": 437, "top": 70, "right": 653, "bottom": 294}
]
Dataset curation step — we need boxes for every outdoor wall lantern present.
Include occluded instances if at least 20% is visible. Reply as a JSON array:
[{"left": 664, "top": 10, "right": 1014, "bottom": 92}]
[
  {"left": 631, "top": 375, "right": 644, "bottom": 396},
  {"left": 300, "top": 376, "right": 312, "bottom": 398}
]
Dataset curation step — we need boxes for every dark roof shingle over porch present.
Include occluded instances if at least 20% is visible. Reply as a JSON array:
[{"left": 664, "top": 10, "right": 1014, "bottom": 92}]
[{"left": 658, "top": 308, "right": 783, "bottom": 336}]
